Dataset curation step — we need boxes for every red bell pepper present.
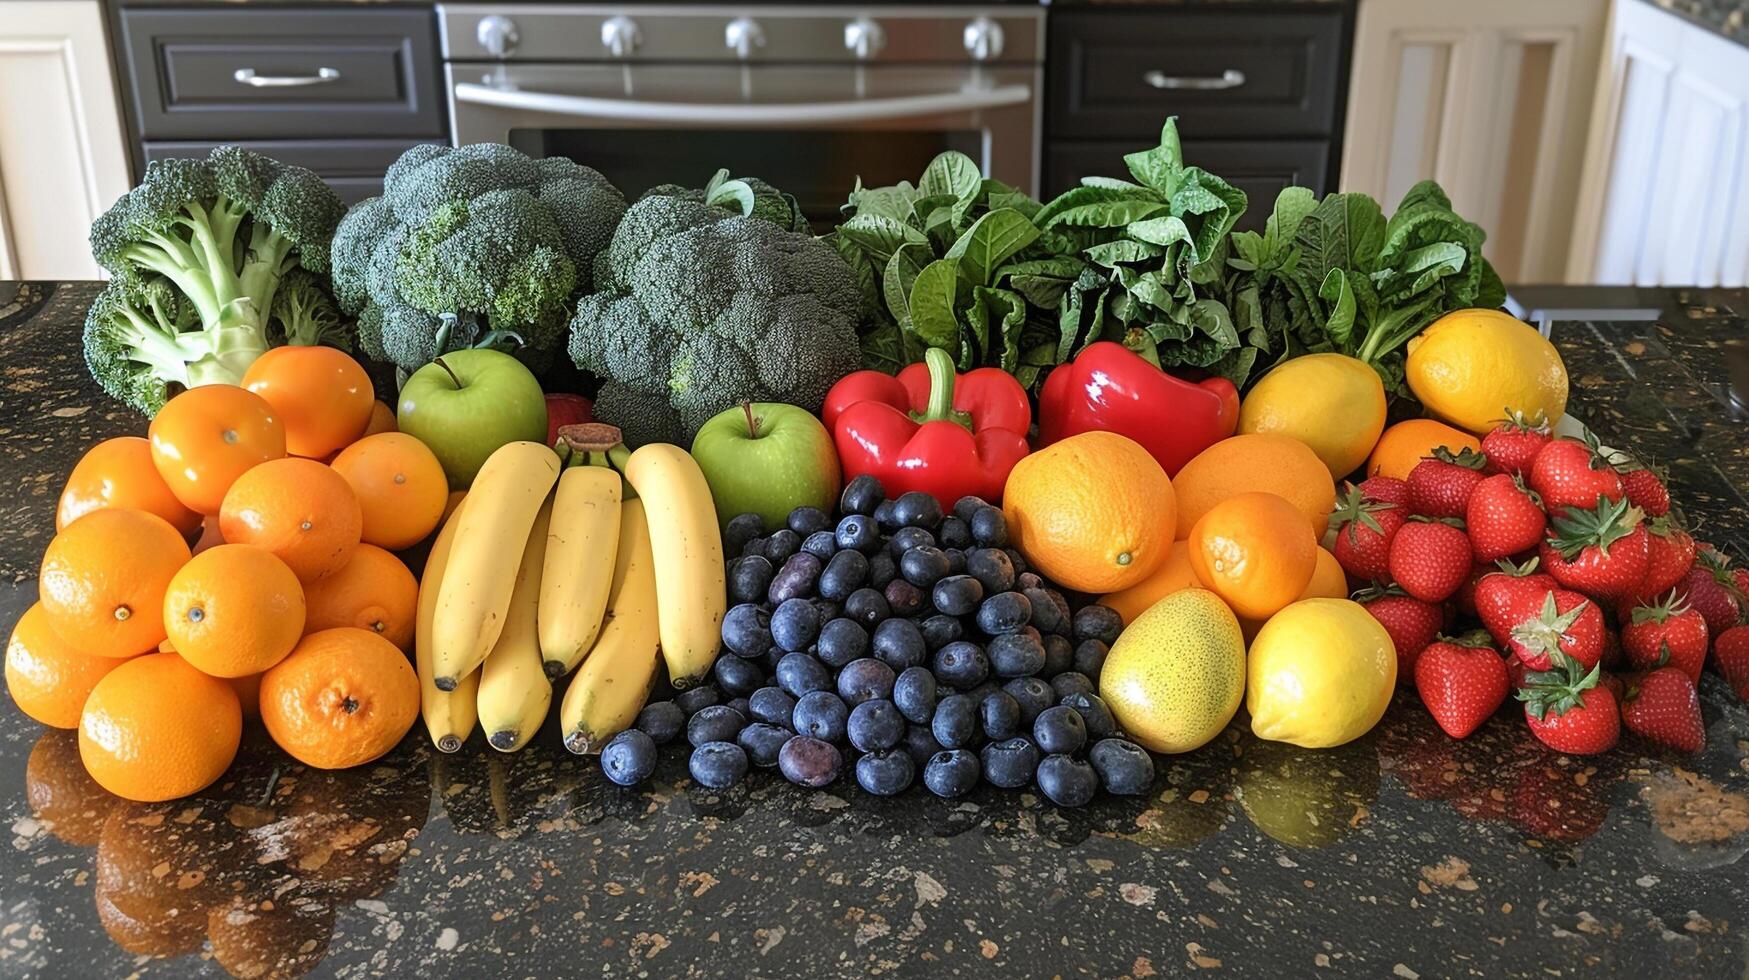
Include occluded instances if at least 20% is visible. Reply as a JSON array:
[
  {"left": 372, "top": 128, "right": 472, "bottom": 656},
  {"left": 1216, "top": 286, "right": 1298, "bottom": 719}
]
[
  {"left": 1037, "top": 341, "right": 1240, "bottom": 477},
  {"left": 821, "top": 348, "right": 1031, "bottom": 506}
]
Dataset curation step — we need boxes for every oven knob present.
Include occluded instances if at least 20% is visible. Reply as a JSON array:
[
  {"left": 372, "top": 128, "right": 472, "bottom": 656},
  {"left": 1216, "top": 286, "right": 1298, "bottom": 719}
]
[
  {"left": 844, "top": 17, "right": 885, "bottom": 61},
  {"left": 601, "top": 15, "right": 642, "bottom": 58},
  {"left": 962, "top": 16, "right": 1005, "bottom": 62},
  {"left": 476, "top": 15, "right": 519, "bottom": 59},
  {"left": 725, "top": 17, "right": 765, "bottom": 61}
]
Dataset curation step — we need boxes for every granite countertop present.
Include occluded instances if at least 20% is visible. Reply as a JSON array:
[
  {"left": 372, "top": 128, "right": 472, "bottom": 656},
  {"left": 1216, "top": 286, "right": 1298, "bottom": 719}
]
[
  {"left": 1, "top": 281, "right": 1747, "bottom": 978},
  {"left": 1638, "top": 0, "right": 1749, "bottom": 48}
]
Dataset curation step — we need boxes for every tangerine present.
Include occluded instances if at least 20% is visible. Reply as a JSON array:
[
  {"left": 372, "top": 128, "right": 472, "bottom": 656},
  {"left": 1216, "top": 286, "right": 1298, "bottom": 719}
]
[
  {"left": 219, "top": 457, "right": 362, "bottom": 581},
  {"left": 1366, "top": 418, "right": 1484, "bottom": 481},
  {"left": 259, "top": 628, "right": 418, "bottom": 770},
  {"left": 1189, "top": 492, "right": 1319, "bottom": 621},
  {"left": 242, "top": 345, "right": 375, "bottom": 458},
  {"left": 78, "top": 652, "right": 241, "bottom": 801},
  {"left": 6, "top": 601, "right": 124, "bottom": 728},
  {"left": 301, "top": 544, "right": 418, "bottom": 651},
  {"left": 1001, "top": 431, "right": 1175, "bottom": 593},
  {"left": 148, "top": 384, "right": 286, "bottom": 515},
  {"left": 39, "top": 508, "right": 190, "bottom": 659},
  {"left": 1172, "top": 433, "right": 1336, "bottom": 541},
  {"left": 57, "top": 436, "right": 202, "bottom": 537},
  {"left": 163, "top": 544, "right": 306, "bottom": 678},
  {"left": 329, "top": 433, "right": 448, "bottom": 550}
]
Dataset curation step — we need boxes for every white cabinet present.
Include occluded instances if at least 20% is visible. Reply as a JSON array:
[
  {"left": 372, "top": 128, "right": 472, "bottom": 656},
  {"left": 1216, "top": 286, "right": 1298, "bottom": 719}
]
[
  {"left": 0, "top": 1, "right": 132, "bottom": 280},
  {"left": 1569, "top": 0, "right": 1749, "bottom": 286}
]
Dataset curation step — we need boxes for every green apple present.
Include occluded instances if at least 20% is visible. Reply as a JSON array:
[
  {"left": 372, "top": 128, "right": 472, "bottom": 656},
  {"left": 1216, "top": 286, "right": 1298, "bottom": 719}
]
[
  {"left": 397, "top": 349, "right": 547, "bottom": 487},
  {"left": 691, "top": 402, "right": 840, "bottom": 532}
]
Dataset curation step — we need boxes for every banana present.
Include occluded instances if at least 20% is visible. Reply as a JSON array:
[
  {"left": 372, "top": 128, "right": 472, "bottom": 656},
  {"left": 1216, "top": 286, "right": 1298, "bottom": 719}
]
[
  {"left": 559, "top": 497, "right": 661, "bottom": 753},
  {"left": 431, "top": 441, "right": 560, "bottom": 688},
  {"left": 621, "top": 443, "right": 726, "bottom": 688},
  {"left": 416, "top": 493, "right": 478, "bottom": 752},
  {"left": 538, "top": 465, "right": 622, "bottom": 678},
  {"left": 476, "top": 497, "right": 554, "bottom": 752}
]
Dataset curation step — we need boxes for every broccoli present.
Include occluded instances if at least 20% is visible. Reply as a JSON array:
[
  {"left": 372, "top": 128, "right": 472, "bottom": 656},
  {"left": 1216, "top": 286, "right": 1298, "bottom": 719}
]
[
  {"left": 330, "top": 143, "right": 627, "bottom": 377},
  {"left": 567, "top": 181, "right": 862, "bottom": 447},
  {"left": 269, "top": 267, "right": 349, "bottom": 351},
  {"left": 85, "top": 146, "right": 345, "bottom": 412}
]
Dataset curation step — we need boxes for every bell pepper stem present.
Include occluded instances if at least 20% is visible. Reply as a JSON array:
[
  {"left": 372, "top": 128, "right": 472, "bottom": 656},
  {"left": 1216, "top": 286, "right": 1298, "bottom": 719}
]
[{"left": 921, "top": 348, "right": 958, "bottom": 423}]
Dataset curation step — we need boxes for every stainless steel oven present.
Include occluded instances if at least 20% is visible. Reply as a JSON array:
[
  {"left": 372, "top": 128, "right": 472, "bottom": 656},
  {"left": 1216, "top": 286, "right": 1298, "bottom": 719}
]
[{"left": 436, "top": 5, "right": 1044, "bottom": 226}]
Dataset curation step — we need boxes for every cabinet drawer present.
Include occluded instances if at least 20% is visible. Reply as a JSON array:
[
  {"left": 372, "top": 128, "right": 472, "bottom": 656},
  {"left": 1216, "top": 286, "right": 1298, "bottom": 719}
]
[
  {"left": 1048, "top": 9, "right": 1345, "bottom": 140},
  {"left": 142, "top": 139, "right": 442, "bottom": 204},
  {"left": 119, "top": 7, "right": 445, "bottom": 141},
  {"left": 1046, "top": 139, "right": 1331, "bottom": 233}
]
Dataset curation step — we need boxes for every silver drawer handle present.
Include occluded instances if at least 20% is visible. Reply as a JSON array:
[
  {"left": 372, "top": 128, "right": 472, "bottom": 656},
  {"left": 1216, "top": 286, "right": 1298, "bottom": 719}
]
[
  {"left": 1143, "top": 68, "right": 1246, "bottom": 91},
  {"left": 232, "top": 67, "right": 341, "bottom": 88}
]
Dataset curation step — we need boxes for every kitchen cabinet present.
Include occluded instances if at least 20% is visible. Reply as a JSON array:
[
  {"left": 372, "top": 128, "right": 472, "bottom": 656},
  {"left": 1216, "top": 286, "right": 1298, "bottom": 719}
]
[
  {"left": 1340, "top": 0, "right": 1608, "bottom": 285},
  {"left": 1568, "top": 0, "right": 1749, "bottom": 287},
  {"left": 0, "top": 1, "right": 131, "bottom": 279}
]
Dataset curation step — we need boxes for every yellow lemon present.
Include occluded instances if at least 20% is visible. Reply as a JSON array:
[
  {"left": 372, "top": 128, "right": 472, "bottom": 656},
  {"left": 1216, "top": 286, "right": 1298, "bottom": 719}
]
[
  {"left": 1246, "top": 598, "right": 1395, "bottom": 748},
  {"left": 1238, "top": 353, "right": 1387, "bottom": 479},
  {"left": 1406, "top": 308, "right": 1568, "bottom": 435},
  {"left": 1100, "top": 589, "right": 1245, "bottom": 753}
]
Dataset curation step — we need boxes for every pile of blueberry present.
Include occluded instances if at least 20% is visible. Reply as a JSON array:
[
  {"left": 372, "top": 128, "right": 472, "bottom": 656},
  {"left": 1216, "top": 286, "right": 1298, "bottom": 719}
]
[{"left": 597, "top": 475, "right": 1156, "bottom": 806}]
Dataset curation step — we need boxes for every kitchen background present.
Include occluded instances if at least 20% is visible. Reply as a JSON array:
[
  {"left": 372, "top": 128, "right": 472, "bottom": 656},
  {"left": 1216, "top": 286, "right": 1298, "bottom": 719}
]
[{"left": 0, "top": 0, "right": 1743, "bottom": 291}]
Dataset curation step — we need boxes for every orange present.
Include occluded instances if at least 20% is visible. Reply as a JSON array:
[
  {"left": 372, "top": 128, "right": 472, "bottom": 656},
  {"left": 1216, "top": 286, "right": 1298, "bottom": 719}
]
[
  {"left": 95, "top": 802, "right": 227, "bottom": 955},
  {"left": 148, "top": 384, "right": 286, "bottom": 515},
  {"left": 330, "top": 433, "right": 449, "bottom": 550},
  {"left": 39, "top": 508, "right": 191, "bottom": 659},
  {"left": 301, "top": 544, "right": 418, "bottom": 651},
  {"left": 1002, "top": 431, "right": 1175, "bottom": 593},
  {"left": 25, "top": 729, "right": 118, "bottom": 846},
  {"left": 362, "top": 400, "right": 397, "bottom": 438},
  {"left": 1100, "top": 540, "right": 1198, "bottom": 626},
  {"left": 1189, "top": 491, "right": 1319, "bottom": 621},
  {"left": 6, "top": 602, "right": 124, "bottom": 728},
  {"left": 243, "top": 345, "right": 375, "bottom": 459},
  {"left": 57, "top": 436, "right": 202, "bottom": 538},
  {"left": 163, "top": 544, "right": 307, "bottom": 678},
  {"left": 96, "top": 882, "right": 206, "bottom": 957},
  {"left": 191, "top": 514, "right": 224, "bottom": 555},
  {"left": 259, "top": 628, "right": 419, "bottom": 769},
  {"left": 228, "top": 672, "right": 263, "bottom": 720},
  {"left": 1237, "top": 547, "right": 1350, "bottom": 640},
  {"left": 1366, "top": 418, "right": 1483, "bottom": 481},
  {"left": 78, "top": 652, "right": 242, "bottom": 801},
  {"left": 1172, "top": 433, "right": 1336, "bottom": 541},
  {"left": 219, "top": 457, "right": 363, "bottom": 582}
]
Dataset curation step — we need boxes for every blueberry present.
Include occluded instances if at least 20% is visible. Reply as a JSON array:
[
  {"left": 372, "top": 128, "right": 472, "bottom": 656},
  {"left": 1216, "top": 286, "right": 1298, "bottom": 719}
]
[
  {"left": 884, "top": 579, "right": 925, "bottom": 617},
  {"left": 1060, "top": 692, "right": 1117, "bottom": 740},
  {"left": 768, "top": 553, "right": 823, "bottom": 604},
  {"left": 981, "top": 737, "right": 1039, "bottom": 788},
  {"left": 943, "top": 549, "right": 967, "bottom": 576},
  {"left": 812, "top": 598, "right": 841, "bottom": 624},
  {"left": 963, "top": 681, "right": 1001, "bottom": 706},
  {"left": 918, "top": 613, "right": 963, "bottom": 651},
  {"left": 873, "top": 499, "right": 900, "bottom": 533},
  {"left": 931, "top": 575, "right": 985, "bottom": 617},
  {"left": 978, "top": 591, "right": 1033, "bottom": 636},
  {"left": 892, "top": 491, "right": 943, "bottom": 530},
  {"left": 855, "top": 749, "right": 915, "bottom": 796},
  {"left": 872, "top": 618, "right": 927, "bottom": 670},
  {"left": 792, "top": 691, "right": 849, "bottom": 742},
  {"left": 770, "top": 597, "right": 822, "bottom": 652},
  {"left": 599, "top": 730, "right": 657, "bottom": 786},
  {"left": 1041, "top": 634, "right": 1074, "bottom": 677},
  {"left": 837, "top": 658, "right": 896, "bottom": 705},
  {"left": 738, "top": 723, "right": 790, "bottom": 768},
  {"left": 819, "top": 549, "right": 869, "bottom": 601},
  {"left": 1089, "top": 738, "right": 1154, "bottom": 795},
  {"left": 674, "top": 686, "right": 721, "bottom": 716},
  {"left": 1050, "top": 671, "right": 1095, "bottom": 702},
  {"left": 840, "top": 474, "right": 885, "bottom": 516},
  {"left": 887, "top": 526, "right": 935, "bottom": 556},
  {"left": 1015, "top": 571, "right": 1043, "bottom": 592},
  {"left": 740, "top": 538, "right": 767, "bottom": 559},
  {"left": 764, "top": 529, "right": 802, "bottom": 564},
  {"left": 965, "top": 548, "right": 1016, "bottom": 595},
  {"left": 689, "top": 741, "right": 748, "bottom": 789},
  {"left": 1072, "top": 639, "right": 1109, "bottom": 679},
  {"left": 776, "top": 652, "right": 833, "bottom": 698},
  {"left": 725, "top": 697, "right": 750, "bottom": 719},
  {"left": 816, "top": 617, "right": 869, "bottom": 669},
  {"left": 988, "top": 632, "right": 1047, "bottom": 677},
  {"left": 760, "top": 647, "right": 786, "bottom": 675},
  {"left": 787, "top": 506, "right": 831, "bottom": 537},
  {"left": 801, "top": 530, "right": 839, "bottom": 561},
  {"left": 726, "top": 556, "right": 775, "bottom": 605},
  {"left": 635, "top": 701, "right": 685, "bottom": 746},
  {"left": 843, "top": 587, "right": 890, "bottom": 627},
  {"left": 1023, "top": 587, "right": 1066, "bottom": 635},
  {"left": 779, "top": 735, "right": 844, "bottom": 787},
  {"left": 903, "top": 723, "right": 943, "bottom": 766},
  {"left": 723, "top": 513, "right": 766, "bottom": 560},
  {"left": 1003, "top": 677, "right": 1054, "bottom": 727},
  {"left": 687, "top": 705, "right": 748, "bottom": 747},
  {"left": 748, "top": 687, "right": 796, "bottom": 727},
  {"left": 1035, "top": 754, "right": 1097, "bottom": 807},
  {"left": 1032, "top": 704, "right": 1087, "bottom": 755},
  {"left": 721, "top": 603, "right": 773, "bottom": 658},
  {"left": 1042, "top": 590, "right": 1074, "bottom": 636},
  {"left": 931, "top": 694, "right": 978, "bottom": 748},
  {"left": 899, "top": 546, "right": 951, "bottom": 588},
  {"left": 938, "top": 516, "right": 972, "bottom": 550},
  {"left": 932, "top": 641, "right": 989, "bottom": 690},
  {"left": 867, "top": 552, "right": 898, "bottom": 589},
  {"left": 1073, "top": 605, "right": 1124, "bottom": 646},
  {"left": 835, "top": 514, "right": 881, "bottom": 553},
  {"left": 893, "top": 667, "right": 938, "bottom": 724},
  {"left": 847, "top": 699, "right": 905, "bottom": 752},
  {"left": 713, "top": 654, "right": 764, "bottom": 696},
  {"left": 969, "top": 506, "right": 1007, "bottom": 546},
  {"left": 923, "top": 749, "right": 981, "bottom": 798},
  {"left": 952, "top": 495, "right": 989, "bottom": 523},
  {"left": 980, "top": 691, "right": 1021, "bottom": 740}
]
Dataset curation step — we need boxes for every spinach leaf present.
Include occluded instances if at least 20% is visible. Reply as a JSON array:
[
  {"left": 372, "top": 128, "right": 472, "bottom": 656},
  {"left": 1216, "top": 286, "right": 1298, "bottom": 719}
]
[
  {"left": 945, "top": 209, "right": 1041, "bottom": 286},
  {"left": 907, "top": 259, "right": 963, "bottom": 352}
]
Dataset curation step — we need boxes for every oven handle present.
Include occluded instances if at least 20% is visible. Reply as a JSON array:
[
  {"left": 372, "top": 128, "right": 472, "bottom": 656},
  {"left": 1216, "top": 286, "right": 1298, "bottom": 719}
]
[{"left": 452, "top": 81, "right": 1032, "bottom": 124}]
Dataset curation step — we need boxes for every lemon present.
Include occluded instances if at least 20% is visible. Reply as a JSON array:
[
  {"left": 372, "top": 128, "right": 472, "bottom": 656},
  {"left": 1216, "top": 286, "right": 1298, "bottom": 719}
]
[
  {"left": 1237, "top": 353, "right": 1386, "bottom": 479},
  {"left": 1246, "top": 598, "right": 1395, "bottom": 748},
  {"left": 1406, "top": 308, "right": 1568, "bottom": 436},
  {"left": 1237, "top": 735, "right": 1381, "bottom": 849},
  {"left": 1100, "top": 589, "right": 1245, "bottom": 753}
]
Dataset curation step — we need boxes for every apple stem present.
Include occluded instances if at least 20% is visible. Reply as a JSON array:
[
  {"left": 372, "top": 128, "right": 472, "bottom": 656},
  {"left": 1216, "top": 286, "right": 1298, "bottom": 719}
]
[
  {"left": 433, "top": 356, "right": 463, "bottom": 389},
  {"left": 742, "top": 401, "right": 759, "bottom": 439}
]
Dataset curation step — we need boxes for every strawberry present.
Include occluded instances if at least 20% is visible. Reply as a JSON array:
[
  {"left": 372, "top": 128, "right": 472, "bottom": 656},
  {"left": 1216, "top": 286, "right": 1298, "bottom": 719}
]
[
  {"left": 1505, "top": 655, "right": 1533, "bottom": 691},
  {"left": 1388, "top": 518, "right": 1473, "bottom": 603},
  {"left": 1328, "top": 484, "right": 1406, "bottom": 580},
  {"left": 1359, "top": 475, "right": 1412, "bottom": 508},
  {"left": 1414, "top": 632, "right": 1510, "bottom": 738},
  {"left": 1356, "top": 585, "right": 1445, "bottom": 682},
  {"left": 1733, "top": 566, "right": 1749, "bottom": 599},
  {"left": 1619, "top": 667, "right": 1704, "bottom": 753},
  {"left": 1508, "top": 590, "right": 1606, "bottom": 670},
  {"left": 1528, "top": 438, "right": 1623, "bottom": 512},
  {"left": 1537, "top": 496, "right": 1650, "bottom": 602},
  {"left": 1714, "top": 625, "right": 1749, "bottom": 701},
  {"left": 1474, "top": 558, "right": 1558, "bottom": 645},
  {"left": 1406, "top": 447, "right": 1489, "bottom": 518},
  {"left": 1465, "top": 473, "right": 1546, "bottom": 562},
  {"left": 1684, "top": 551, "right": 1743, "bottom": 637},
  {"left": 1616, "top": 463, "right": 1671, "bottom": 517},
  {"left": 1635, "top": 516, "right": 1696, "bottom": 599},
  {"left": 1517, "top": 656, "right": 1620, "bottom": 755},
  {"left": 1480, "top": 410, "right": 1551, "bottom": 477},
  {"left": 1454, "top": 562, "right": 1492, "bottom": 617},
  {"left": 1620, "top": 593, "right": 1708, "bottom": 682}
]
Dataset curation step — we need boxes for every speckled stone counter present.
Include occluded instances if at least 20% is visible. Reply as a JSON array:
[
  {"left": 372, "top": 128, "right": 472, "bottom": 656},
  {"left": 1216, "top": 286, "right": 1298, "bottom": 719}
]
[
  {"left": 0, "top": 281, "right": 1746, "bottom": 978},
  {"left": 1639, "top": 0, "right": 1749, "bottom": 48}
]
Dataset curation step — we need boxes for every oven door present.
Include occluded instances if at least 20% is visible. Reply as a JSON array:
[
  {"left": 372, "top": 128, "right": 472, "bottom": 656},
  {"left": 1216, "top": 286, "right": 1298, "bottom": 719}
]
[{"left": 445, "top": 62, "right": 1041, "bottom": 227}]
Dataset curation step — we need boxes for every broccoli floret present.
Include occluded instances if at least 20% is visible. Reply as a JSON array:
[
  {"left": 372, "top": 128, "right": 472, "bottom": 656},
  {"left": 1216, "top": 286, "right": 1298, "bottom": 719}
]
[
  {"left": 85, "top": 146, "right": 344, "bottom": 410},
  {"left": 568, "top": 183, "right": 862, "bottom": 447},
  {"left": 269, "top": 267, "right": 349, "bottom": 351},
  {"left": 334, "top": 143, "right": 627, "bottom": 375}
]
